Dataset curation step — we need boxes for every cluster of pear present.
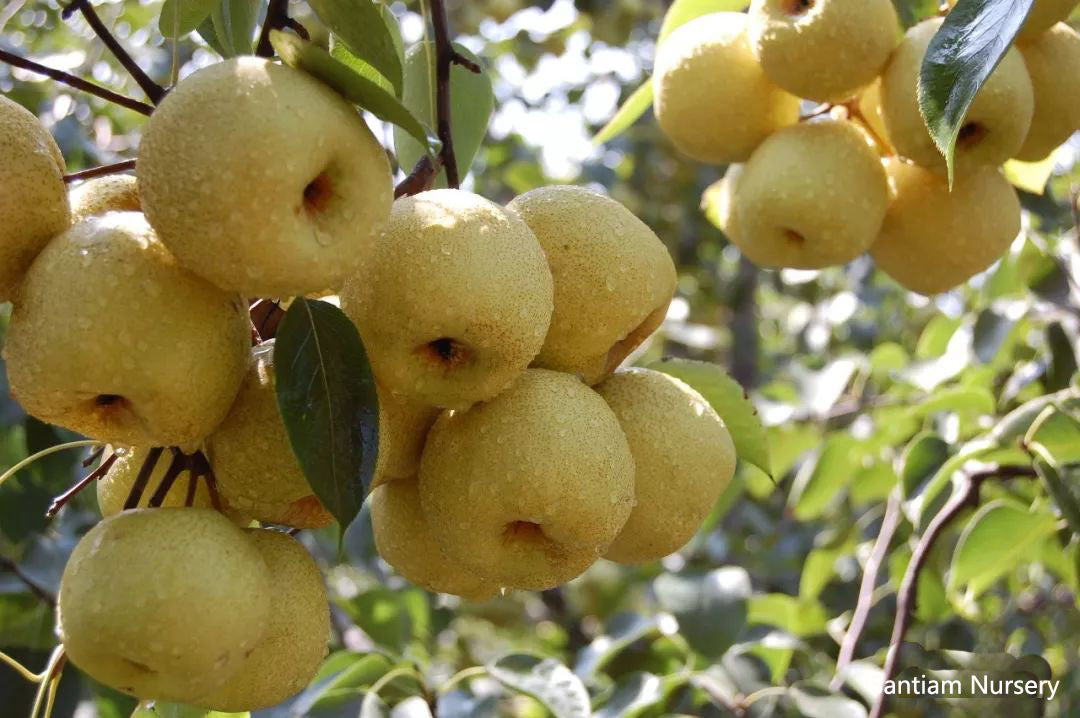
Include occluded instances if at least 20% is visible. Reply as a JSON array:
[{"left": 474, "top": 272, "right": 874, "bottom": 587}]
[
  {"left": 0, "top": 53, "right": 738, "bottom": 707},
  {"left": 654, "top": 0, "right": 1080, "bottom": 295}
]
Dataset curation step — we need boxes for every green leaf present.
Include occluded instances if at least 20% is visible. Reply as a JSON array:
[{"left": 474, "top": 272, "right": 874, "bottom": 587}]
[
  {"left": 1003, "top": 155, "right": 1055, "bottom": 194},
  {"left": 1032, "top": 458, "right": 1080, "bottom": 537},
  {"left": 574, "top": 613, "right": 662, "bottom": 679},
  {"left": 991, "top": 387, "right": 1080, "bottom": 444},
  {"left": 488, "top": 654, "right": 590, "bottom": 718},
  {"left": 949, "top": 499, "right": 1059, "bottom": 598},
  {"left": 898, "top": 432, "right": 950, "bottom": 502},
  {"left": 788, "top": 434, "right": 859, "bottom": 520},
  {"left": 309, "top": 0, "right": 403, "bottom": 94},
  {"left": 210, "top": 0, "right": 259, "bottom": 57},
  {"left": 594, "top": 673, "right": 667, "bottom": 718},
  {"left": 799, "top": 545, "right": 844, "bottom": 599},
  {"left": 1024, "top": 406, "right": 1080, "bottom": 464},
  {"left": 918, "top": 0, "right": 1034, "bottom": 184},
  {"left": 274, "top": 298, "right": 379, "bottom": 529},
  {"left": 271, "top": 31, "right": 434, "bottom": 150},
  {"left": 592, "top": 81, "right": 653, "bottom": 145},
  {"left": 648, "top": 358, "right": 771, "bottom": 477},
  {"left": 746, "top": 593, "right": 827, "bottom": 637},
  {"left": 658, "top": 0, "right": 752, "bottom": 44},
  {"left": 159, "top": 0, "right": 218, "bottom": 38},
  {"left": 394, "top": 42, "right": 494, "bottom": 183},
  {"left": 655, "top": 567, "right": 751, "bottom": 658},
  {"left": 331, "top": 40, "right": 396, "bottom": 95},
  {"left": 907, "top": 386, "right": 995, "bottom": 420},
  {"left": 195, "top": 16, "right": 228, "bottom": 56},
  {"left": 788, "top": 684, "right": 868, "bottom": 718}
]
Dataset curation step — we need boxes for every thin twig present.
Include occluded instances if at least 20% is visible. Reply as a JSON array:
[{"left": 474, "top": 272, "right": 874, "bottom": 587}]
[
  {"left": 256, "top": 0, "right": 290, "bottom": 58},
  {"left": 122, "top": 447, "right": 164, "bottom": 510},
  {"left": 63, "top": 0, "right": 165, "bottom": 104},
  {"left": 831, "top": 491, "right": 903, "bottom": 691},
  {"left": 47, "top": 452, "right": 117, "bottom": 517},
  {"left": 0, "top": 556, "right": 56, "bottom": 607},
  {"left": 394, "top": 154, "right": 443, "bottom": 198},
  {"left": 0, "top": 49, "right": 153, "bottom": 115},
  {"left": 64, "top": 159, "right": 136, "bottom": 183},
  {"left": 427, "top": 0, "right": 479, "bottom": 188},
  {"left": 869, "top": 464, "right": 1038, "bottom": 718}
]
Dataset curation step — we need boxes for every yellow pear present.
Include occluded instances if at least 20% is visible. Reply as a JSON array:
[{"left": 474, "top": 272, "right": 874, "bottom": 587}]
[
  {"left": 97, "top": 447, "right": 217, "bottom": 515},
  {"left": 371, "top": 478, "right": 501, "bottom": 600},
  {"left": 372, "top": 386, "right": 439, "bottom": 489},
  {"left": 58, "top": 508, "right": 271, "bottom": 702},
  {"left": 871, "top": 158, "right": 1021, "bottom": 295},
  {"left": 4, "top": 213, "right": 250, "bottom": 449},
  {"left": 507, "top": 185, "right": 677, "bottom": 385},
  {"left": 949, "top": 0, "right": 1079, "bottom": 39},
  {"left": 138, "top": 57, "right": 393, "bottom": 297},
  {"left": 748, "top": 0, "right": 900, "bottom": 103},
  {"left": 880, "top": 18, "right": 1033, "bottom": 175},
  {"left": 198, "top": 530, "right": 329, "bottom": 711},
  {"left": 205, "top": 343, "right": 333, "bottom": 528},
  {"left": 69, "top": 174, "right": 140, "bottom": 220},
  {"left": 340, "top": 189, "right": 553, "bottom": 410},
  {"left": 703, "top": 165, "right": 744, "bottom": 244},
  {"left": 0, "top": 95, "right": 70, "bottom": 300},
  {"left": 652, "top": 12, "right": 800, "bottom": 164},
  {"left": 596, "top": 368, "right": 736, "bottom": 565},
  {"left": 732, "top": 119, "right": 889, "bottom": 269},
  {"left": 1015, "top": 23, "right": 1080, "bottom": 161},
  {"left": 419, "top": 369, "right": 635, "bottom": 591},
  {"left": 855, "top": 78, "right": 897, "bottom": 155}
]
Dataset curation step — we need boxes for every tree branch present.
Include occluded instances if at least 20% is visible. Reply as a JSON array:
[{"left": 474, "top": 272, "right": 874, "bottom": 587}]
[
  {"left": 47, "top": 451, "right": 117, "bottom": 517},
  {"left": 869, "top": 464, "right": 1038, "bottom": 718},
  {"left": 0, "top": 48, "right": 153, "bottom": 115},
  {"left": 63, "top": 0, "right": 165, "bottom": 104},
  {"left": 394, "top": 154, "right": 443, "bottom": 198},
  {"left": 0, "top": 556, "right": 56, "bottom": 607},
  {"left": 427, "top": 0, "right": 479, "bottom": 188},
  {"left": 256, "top": 0, "right": 290, "bottom": 58},
  {"left": 64, "top": 159, "right": 136, "bottom": 183}
]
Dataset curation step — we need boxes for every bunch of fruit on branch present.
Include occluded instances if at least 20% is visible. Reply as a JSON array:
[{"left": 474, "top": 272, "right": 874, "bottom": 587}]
[
  {"left": 652, "top": 0, "right": 1080, "bottom": 296},
  {"left": 0, "top": 50, "right": 739, "bottom": 710}
]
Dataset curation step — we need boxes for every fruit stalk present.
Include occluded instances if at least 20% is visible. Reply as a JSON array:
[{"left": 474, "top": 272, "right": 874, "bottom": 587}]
[
  {"left": 62, "top": 0, "right": 165, "bottom": 104},
  {"left": 0, "top": 48, "right": 153, "bottom": 115}
]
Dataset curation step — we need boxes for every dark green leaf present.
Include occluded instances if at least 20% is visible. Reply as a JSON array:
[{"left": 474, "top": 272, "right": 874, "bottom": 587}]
[
  {"left": 309, "top": 0, "right": 403, "bottom": 94},
  {"left": 488, "top": 654, "right": 590, "bottom": 718},
  {"left": 574, "top": 613, "right": 663, "bottom": 679},
  {"left": 274, "top": 298, "right": 379, "bottom": 529},
  {"left": 211, "top": 0, "right": 259, "bottom": 57},
  {"left": 788, "top": 684, "right": 868, "bottom": 718},
  {"left": 899, "top": 432, "right": 950, "bottom": 503},
  {"left": 159, "top": 0, "right": 218, "bottom": 38},
  {"left": 655, "top": 567, "right": 751, "bottom": 658},
  {"left": 1045, "top": 323, "right": 1078, "bottom": 391},
  {"left": 594, "top": 673, "right": 666, "bottom": 718}
]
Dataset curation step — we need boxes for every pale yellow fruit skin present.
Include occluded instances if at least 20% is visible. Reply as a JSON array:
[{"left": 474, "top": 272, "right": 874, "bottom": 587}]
[
  {"left": 732, "top": 119, "right": 888, "bottom": 269},
  {"left": 871, "top": 159, "right": 1021, "bottom": 295},
  {"left": 880, "top": 18, "right": 1033, "bottom": 175},
  {"left": 855, "top": 78, "right": 896, "bottom": 155},
  {"left": 597, "top": 369, "right": 735, "bottom": 564},
  {"left": 748, "top": 0, "right": 900, "bottom": 103},
  {"left": 69, "top": 174, "right": 140, "bottom": 221},
  {"left": 138, "top": 57, "right": 393, "bottom": 297},
  {"left": 4, "top": 213, "right": 250, "bottom": 449},
  {"left": 1015, "top": 23, "right": 1080, "bottom": 161},
  {"left": 507, "top": 186, "right": 676, "bottom": 385},
  {"left": 703, "top": 165, "right": 744, "bottom": 244},
  {"left": 371, "top": 478, "right": 501, "bottom": 600},
  {"left": 340, "top": 190, "right": 553, "bottom": 410},
  {"left": 206, "top": 344, "right": 333, "bottom": 529},
  {"left": 0, "top": 95, "right": 70, "bottom": 300},
  {"left": 198, "top": 530, "right": 329, "bottom": 712},
  {"left": 949, "top": 0, "right": 1079, "bottom": 38},
  {"left": 97, "top": 446, "right": 216, "bottom": 515},
  {"left": 372, "top": 386, "right": 439, "bottom": 489},
  {"left": 58, "top": 509, "right": 271, "bottom": 702},
  {"left": 419, "top": 369, "right": 635, "bottom": 591},
  {"left": 653, "top": 13, "right": 800, "bottom": 164}
]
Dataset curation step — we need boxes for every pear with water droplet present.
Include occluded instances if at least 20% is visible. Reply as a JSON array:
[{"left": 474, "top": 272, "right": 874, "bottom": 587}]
[
  {"left": 596, "top": 368, "right": 736, "bottom": 565},
  {"left": 371, "top": 385, "right": 440, "bottom": 489},
  {"left": 97, "top": 447, "right": 216, "bottom": 516},
  {"left": 947, "top": 0, "right": 1079, "bottom": 39},
  {"left": 138, "top": 56, "right": 393, "bottom": 297},
  {"left": 419, "top": 369, "right": 635, "bottom": 590},
  {"left": 507, "top": 185, "right": 676, "bottom": 385},
  {"left": 1014, "top": 22, "right": 1080, "bottom": 161},
  {"left": 340, "top": 190, "right": 553, "bottom": 410},
  {"left": 0, "top": 95, "right": 70, "bottom": 301},
  {"left": 69, "top": 174, "right": 140, "bottom": 221},
  {"left": 4, "top": 212, "right": 250, "bottom": 450},
  {"left": 58, "top": 508, "right": 271, "bottom": 702}
]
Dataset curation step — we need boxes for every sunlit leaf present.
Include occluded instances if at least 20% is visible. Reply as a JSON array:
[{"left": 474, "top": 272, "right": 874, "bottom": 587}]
[
  {"left": 159, "top": 0, "right": 218, "bottom": 38},
  {"left": 309, "top": 0, "right": 403, "bottom": 94},
  {"left": 211, "top": 0, "right": 259, "bottom": 57},
  {"left": 656, "top": 567, "right": 751, "bottom": 657},
  {"left": 1004, "top": 154, "right": 1055, "bottom": 194},
  {"left": 593, "top": 81, "right": 653, "bottom": 145},
  {"left": 488, "top": 654, "right": 590, "bottom": 718}
]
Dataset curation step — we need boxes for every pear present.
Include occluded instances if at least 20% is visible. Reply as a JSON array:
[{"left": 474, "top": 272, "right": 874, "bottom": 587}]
[
  {"left": 731, "top": 119, "right": 889, "bottom": 269},
  {"left": 340, "top": 189, "right": 553, "bottom": 410},
  {"left": 138, "top": 57, "right": 393, "bottom": 297},
  {"left": 4, "top": 213, "right": 250, "bottom": 449},
  {"left": 419, "top": 369, "right": 635, "bottom": 591},
  {"left": 880, "top": 18, "right": 1033, "bottom": 175},
  {"left": 69, "top": 174, "right": 140, "bottom": 220},
  {"left": 703, "top": 165, "right": 744, "bottom": 245},
  {"left": 97, "top": 447, "right": 217, "bottom": 516},
  {"left": 58, "top": 508, "right": 271, "bottom": 702},
  {"left": 372, "top": 386, "right": 439, "bottom": 489},
  {"left": 198, "top": 530, "right": 329, "bottom": 711},
  {"left": 507, "top": 185, "right": 677, "bottom": 384},
  {"left": 652, "top": 12, "right": 800, "bottom": 164},
  {"left": 1015, "top": 23, "right": 1080, "bottom": 161},
  {"left": 748, "top": 0, "right": 900, "bottom": 103},
  {"left": 0, "top": 95, "right": 70, "bottom": 300},
  {"left": 870, "top": 158, "right": 1021, "bottom": 295},
  {"left": 949, "top": 0, "right": 1079, "bottom": 39}
]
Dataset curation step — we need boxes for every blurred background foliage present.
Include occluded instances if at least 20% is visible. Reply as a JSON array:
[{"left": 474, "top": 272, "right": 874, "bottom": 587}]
[{"left": 1, "top": 1, "right": 1079, "bottom": 716}]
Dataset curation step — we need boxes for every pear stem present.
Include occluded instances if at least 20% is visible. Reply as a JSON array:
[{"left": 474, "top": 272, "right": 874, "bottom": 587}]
[
  {"left": 122, "top": 446, "right": 164, "bottom": 510},
  {"left": 63, "top": 159, "right": 137, "bottom": 183},
  {"left": 46, "top": 451, "right": 118, "bottom": 517},
  {"left": 0, "top": 49, "right": 153, "bottom": 115}
]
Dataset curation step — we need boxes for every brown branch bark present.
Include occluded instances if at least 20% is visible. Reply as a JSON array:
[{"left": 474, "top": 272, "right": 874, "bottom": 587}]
[
  {"left": 47, "top": 452, "right": 118, "bottom": 517},
  {"left": 428, "top": 0, "right": 479, "bottom": 188},
  {"left": 0, "top": 49, "right": 153, "bottom": 115},
  {"left": 256, "top": 0, "right": 290, "bottom": 58},
  {"left": 394, "top": 154, "right": 444, "bottom": 198},
  {"left": 0, "top": 555, "right": 56, "bottom": 607},
  {"left": 63, "top": 0, "right": 165, "bottom": 104},
  {"left": 64, "top": 159, "right": 136, "bottom": 183}
]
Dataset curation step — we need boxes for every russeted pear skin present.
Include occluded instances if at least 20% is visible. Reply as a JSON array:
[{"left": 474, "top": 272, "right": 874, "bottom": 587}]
[
  {"left": 507, "top": 186, "right": 677, "bottom": 385},
  {"left": 138, "top": 57, "right": 393, "bottom": 296},
  {"left": 371, "top": 479, "right": 501, "bottom": 600},
  {"left": 652, "top": 13, "right": 800, "bottom": 164},
  {"left": 4, "top": 213, "right": 250, "bottom": 450},
  {"left": 732, "top": 120, "right": 888, "bottom": 269},
  {"left": 0, "top": 95, "right": 70, "bottom": 300},
  {"left": 69, "top": 174, "right": 140, "bottom": 220},
  {"left": 880, "top": 18, "right": 1033, "bottom": 175},
  {"left": 1015, "top": 23, "right": 1080, "bottom": 161},
  {"left": 871, "top": 159, "right": 1021, "bottom": 295},
  {"left": 206, "top": 344, "right": 333, "bottom": 529},
  {"left": 198, "top": 530, "right": 330, "bottom": 712},
  {"left": 596, "top": 369, "right": 736, "bottom": 565},
  {"left": 97, "top": 447, "right": 217, "bottom": 515},
  {"left": 419, "top": 369, "right": 635, "bottom": 591},
  {"left": 372, "top": 386, "right": 439, "bottom": 489},
  {"left": 340, "top": 190, "right": 553, "bottom": 410},
  {"left": 58, "top": 509, "right": 271, "bottom": 702},
  {"left": 748, "top": 0, "right": 900, "bottom": 103}
]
